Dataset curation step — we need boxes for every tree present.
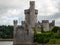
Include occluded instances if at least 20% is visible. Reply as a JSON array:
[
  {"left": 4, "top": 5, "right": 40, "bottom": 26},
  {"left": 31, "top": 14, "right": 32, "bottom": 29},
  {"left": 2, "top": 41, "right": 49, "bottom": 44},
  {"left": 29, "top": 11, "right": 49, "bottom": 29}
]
[
  {"left": 34, "top": 27, "right": 38, "bottom": 42},
  {"left": 0, "top": 25, "right": 13, "bottom": 39},
  {"left": 34, "top": 27, "right": 37, "bottom": 35},
  {"left": 52, "top": 26, "right": 60, "bottom": 33},
  {"left": 41, "top": 25, "right": 44, "bottom": 33}
]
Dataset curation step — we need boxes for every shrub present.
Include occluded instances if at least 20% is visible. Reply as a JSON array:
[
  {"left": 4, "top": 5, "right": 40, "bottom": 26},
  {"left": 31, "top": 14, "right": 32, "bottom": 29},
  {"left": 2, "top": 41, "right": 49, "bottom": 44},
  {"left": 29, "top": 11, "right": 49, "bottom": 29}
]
[
  {"left": 48, "top": 39, "right": 56, "bottom": 44},
  {"left": 34, "top": 31, "right": 60, "bottom": 44},
  {"left": 34, "top": 27, "right": 37, "bottom": 35},
  {"left": 52, "top": 26, "right": 60, "bottom": 33},
  {"left": 54, "top": 33, "right": 60, "bottom": 39},
  {"left": 48, "top": 39, "right": 60, "bottom": 44},
  {"left": 41, "top": 25, "right": 44, "bottom": 33},
  {"left": 34, "top": 33, "right": 51, "bottom": 43}
]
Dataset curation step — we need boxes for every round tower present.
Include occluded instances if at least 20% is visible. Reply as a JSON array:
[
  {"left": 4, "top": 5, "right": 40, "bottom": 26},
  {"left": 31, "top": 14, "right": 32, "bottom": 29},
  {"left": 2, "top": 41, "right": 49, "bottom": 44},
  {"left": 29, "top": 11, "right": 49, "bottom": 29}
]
[{"left": 42, "top": 20, "right": 49, "bottom": 31}]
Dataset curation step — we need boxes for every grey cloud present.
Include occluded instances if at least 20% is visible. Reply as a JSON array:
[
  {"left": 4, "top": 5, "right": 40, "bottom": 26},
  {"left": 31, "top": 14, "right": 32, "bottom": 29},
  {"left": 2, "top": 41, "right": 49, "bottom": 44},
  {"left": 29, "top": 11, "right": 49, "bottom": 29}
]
[
  {"left": 38, "top": 12, "right": 60, "bottom": 21},
  {"left": 0, "top": 0, "right": 29, "bottom": 9},
  {"left": 0, "top": 0, "right": 60, "bottom": 25}
]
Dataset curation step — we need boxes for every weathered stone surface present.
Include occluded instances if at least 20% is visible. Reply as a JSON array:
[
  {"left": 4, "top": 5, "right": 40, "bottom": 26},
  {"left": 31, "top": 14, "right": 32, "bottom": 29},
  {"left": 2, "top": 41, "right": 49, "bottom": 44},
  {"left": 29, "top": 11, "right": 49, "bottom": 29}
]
[
  {"left": 13, "top": 1, "right": 55, "bottom": 45},
  {"left": 13, "top": 1, "right": 37, "bottom": 45}
]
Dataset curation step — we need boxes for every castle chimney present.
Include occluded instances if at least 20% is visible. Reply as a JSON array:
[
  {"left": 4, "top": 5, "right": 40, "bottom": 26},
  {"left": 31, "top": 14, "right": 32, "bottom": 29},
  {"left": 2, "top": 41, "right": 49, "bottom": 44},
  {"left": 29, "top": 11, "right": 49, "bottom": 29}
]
[{"left": 30, "top": 1, "right": 35, "bottom": 9}]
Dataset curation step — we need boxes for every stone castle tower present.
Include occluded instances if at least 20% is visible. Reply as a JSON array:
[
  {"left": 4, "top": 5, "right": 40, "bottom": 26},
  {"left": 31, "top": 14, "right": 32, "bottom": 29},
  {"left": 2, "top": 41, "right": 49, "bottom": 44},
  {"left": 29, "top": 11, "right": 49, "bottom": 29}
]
[
  {"left": 13, "top": 1, "right": 38, "bottom": 45},
  {"left": 25, "top": 1, "right": 38, "bottom": 27},
  {"left": 13, "top": 1, "right": 55, "bottom": 45}
]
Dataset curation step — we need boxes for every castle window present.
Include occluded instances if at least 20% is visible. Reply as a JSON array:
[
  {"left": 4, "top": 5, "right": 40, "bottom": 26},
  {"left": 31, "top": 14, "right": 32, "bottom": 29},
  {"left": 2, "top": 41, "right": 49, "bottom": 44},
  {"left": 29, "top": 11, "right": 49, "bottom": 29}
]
[
  {"left": 27, "top": 12, "right": 30, "bottom": 14},
  {"left": 27, "top": 29, "right": 29, "bottom": 35}
]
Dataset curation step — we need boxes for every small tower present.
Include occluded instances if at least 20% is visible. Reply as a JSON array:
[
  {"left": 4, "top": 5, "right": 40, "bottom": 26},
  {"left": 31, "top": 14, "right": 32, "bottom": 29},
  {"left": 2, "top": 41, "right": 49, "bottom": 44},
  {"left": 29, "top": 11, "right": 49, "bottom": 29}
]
[
  {"left": 52, "top": 20, "right": 55, "bottom": 26},
  {"left": 49, "top": 20, "right": 55, "bottom": 30},
  {"left": 13, "top": 20, "right": 18, "bottom": 30},
  {"left": 13, "top": 20, "right": 18, "bottom": 44},
  {"left": 42, "top": 20, "right": 49, "bottom": 31}
]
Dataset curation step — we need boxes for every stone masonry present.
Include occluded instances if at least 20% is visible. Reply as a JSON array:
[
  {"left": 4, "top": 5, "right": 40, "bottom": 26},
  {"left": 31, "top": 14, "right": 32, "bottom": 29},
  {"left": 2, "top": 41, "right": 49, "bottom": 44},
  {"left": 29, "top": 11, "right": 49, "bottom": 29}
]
[
  {"left": 13, "top": 1, "right": 55, "bottom": 45},
  {"left": 13, "top": 1, "right": 38, "bottom": 45}
]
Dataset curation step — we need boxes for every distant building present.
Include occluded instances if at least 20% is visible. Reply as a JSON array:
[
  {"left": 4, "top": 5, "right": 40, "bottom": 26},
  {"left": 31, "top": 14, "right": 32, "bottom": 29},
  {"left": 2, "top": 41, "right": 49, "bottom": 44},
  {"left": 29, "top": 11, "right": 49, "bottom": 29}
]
[
  {"left": 13, "top": 1, "right": 55, "bottom": 45},
  {"left": 36, "top": 20, "right": 55, "bottom": 32},
  {"left": 57, "top": 30, "right": 60, "bottom": 34}
]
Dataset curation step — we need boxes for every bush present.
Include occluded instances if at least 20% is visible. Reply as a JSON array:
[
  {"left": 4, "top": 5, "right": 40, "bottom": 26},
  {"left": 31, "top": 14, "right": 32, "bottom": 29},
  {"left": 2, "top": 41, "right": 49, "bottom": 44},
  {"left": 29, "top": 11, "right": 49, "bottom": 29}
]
[
  {"left": 54, "top": 33, "right": 60, "bottom": 39},
  {"left": 34, "top": 33, "right": 51, "bottom": 43},
  {"left": 34, "top": 27, "right": 37, "bottom": 35},
  {"left": 48, "top": 39, "right": 60, "bottom": 44},
  {"left": 52, "top": 26, "right": 60, "bottom": 33},
  {"left": 41, "top": 25, "right": 44, "bottom": 33},
  {"left": 34, "top": 32, "right": 60, "bottom": 44},
  {"left": 48, "top": 39, "right": 56, "bottom": 44}
]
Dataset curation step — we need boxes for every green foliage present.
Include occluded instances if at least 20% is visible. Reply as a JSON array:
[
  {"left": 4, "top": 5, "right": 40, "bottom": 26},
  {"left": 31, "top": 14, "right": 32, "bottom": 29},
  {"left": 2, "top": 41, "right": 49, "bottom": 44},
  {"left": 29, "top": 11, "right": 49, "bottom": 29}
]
[
  {"left": 34, "top": 32, "right": 60, "bottom": 44},
  {"left": 34, "top": 27, "right": 38, "bottom": 42},
  {"left": 56, "top": 39, "right": 60, "bottom": 44},
  {"left": 34, "top": 33, "right": 51, "bottom": 43},
  {"left": 52, "top": 26, "right": 60, "bottom": 33},
  {"left": 48, "top": 39, "right": 60, "bottom": 44},
  {"left": 54, "top": 33, "right": 60, "bottom": 39},
  {"left": 48, "top": 39, "right": 56, "bottom": 44},
  {"left": 34, "top": 27, "right": 37, "bottom": 35},
  {"left": 41, "top": 25, "right": 44, "bottom": 33},
  {"left": 0, "top": 25, "right": 13, "bottom": 39}
]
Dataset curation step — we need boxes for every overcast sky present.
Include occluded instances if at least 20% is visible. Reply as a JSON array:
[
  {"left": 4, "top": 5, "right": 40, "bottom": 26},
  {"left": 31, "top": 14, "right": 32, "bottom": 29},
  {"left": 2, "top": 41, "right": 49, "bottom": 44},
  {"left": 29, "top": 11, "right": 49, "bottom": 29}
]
[{"left": 0, "top": 0, "right": 60, "bottom": 26}]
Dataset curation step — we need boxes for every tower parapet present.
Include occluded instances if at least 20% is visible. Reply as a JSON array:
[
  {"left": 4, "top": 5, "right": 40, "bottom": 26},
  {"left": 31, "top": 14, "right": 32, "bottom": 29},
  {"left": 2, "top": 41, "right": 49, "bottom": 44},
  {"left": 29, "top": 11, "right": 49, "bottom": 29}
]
[{"left": 42, "top": 20, "right": 49, "bottom": 23}]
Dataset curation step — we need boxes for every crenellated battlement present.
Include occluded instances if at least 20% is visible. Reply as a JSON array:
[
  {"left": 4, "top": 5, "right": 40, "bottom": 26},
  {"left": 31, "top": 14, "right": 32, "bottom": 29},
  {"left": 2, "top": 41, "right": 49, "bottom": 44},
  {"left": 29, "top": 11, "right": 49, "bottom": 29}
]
[
  {"left": 13, "top": 20, "right": 18, "bottom": 25},
  {"left": 42, "top": 20, "right": 49, "bottom": 23},
  {"left": 24, "top": 9, "right": 29, "bottom": 14},
  {"left": 13, "top": 1, "right": 55, "bottom": 45}
]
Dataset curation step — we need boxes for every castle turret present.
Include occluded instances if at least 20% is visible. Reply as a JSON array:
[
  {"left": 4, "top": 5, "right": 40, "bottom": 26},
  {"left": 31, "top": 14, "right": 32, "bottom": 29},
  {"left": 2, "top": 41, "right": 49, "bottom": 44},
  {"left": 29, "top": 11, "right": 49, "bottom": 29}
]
[
  {"left": 13, "top": 20, "right": 18, "bottom": 44},
  {"left": 13, "top": 20, "right": 18, "bottom": 38},
  {"left": 24, "top": 1, "right": 38, "bottom": 27},
  {"left": 49, "top": 20, "right": 55, "bottom": 30},
  {"left": 13, "top": 20, "right": 18, "bottom": 30},
  {"left": 42, "top": 20, "right": 49, "bottom": 31},
  {"left": 52, "top": 20, "right": 55, "bottom": 26}
]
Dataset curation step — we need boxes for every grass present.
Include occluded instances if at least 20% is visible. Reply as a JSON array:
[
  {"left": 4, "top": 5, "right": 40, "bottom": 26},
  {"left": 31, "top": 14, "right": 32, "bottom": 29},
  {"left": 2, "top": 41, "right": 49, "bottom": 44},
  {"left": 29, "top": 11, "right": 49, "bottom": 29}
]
[{"left": 48, "top": 39, "right": 60, "bottom": 44}]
